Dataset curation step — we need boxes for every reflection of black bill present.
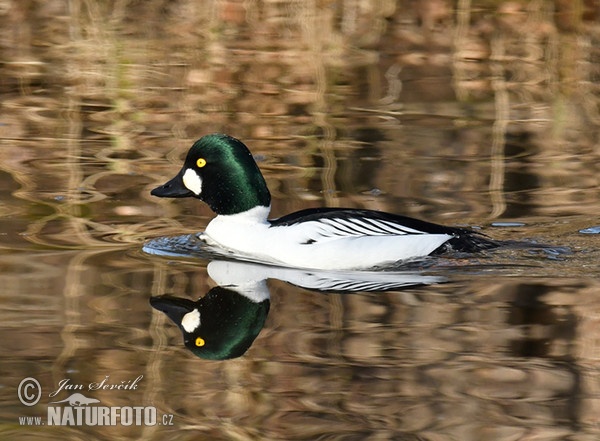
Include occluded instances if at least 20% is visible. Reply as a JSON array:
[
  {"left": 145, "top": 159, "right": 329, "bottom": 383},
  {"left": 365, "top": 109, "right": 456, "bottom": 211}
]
[{"left": 150, "top": 295, "right": 196, "bottom": 329}]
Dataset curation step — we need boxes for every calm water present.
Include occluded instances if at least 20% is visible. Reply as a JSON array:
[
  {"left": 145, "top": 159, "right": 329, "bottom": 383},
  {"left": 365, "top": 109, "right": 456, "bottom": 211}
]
[{"left": 1, "top": 1, "right": 600, "bottom": 440}]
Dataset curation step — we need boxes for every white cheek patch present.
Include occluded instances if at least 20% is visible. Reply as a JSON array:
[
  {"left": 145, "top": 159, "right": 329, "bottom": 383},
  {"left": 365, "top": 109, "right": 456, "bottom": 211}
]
[
  {"left": 182, "top": 168, "right": 202, "bottom": 195},
  {"left": 181, "top": 308, "right": 201, "bottom": 332}
]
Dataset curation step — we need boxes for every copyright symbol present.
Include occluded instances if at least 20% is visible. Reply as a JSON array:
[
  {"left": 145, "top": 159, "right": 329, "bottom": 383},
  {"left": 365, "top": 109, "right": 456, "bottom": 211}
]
[{"left": 18, "top": 377, "right": 41, "bottom": 406}]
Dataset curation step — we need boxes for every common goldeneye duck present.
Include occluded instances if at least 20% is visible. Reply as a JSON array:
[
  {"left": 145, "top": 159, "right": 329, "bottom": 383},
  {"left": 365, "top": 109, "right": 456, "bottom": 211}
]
[{"left": 150, "top": 133, "right": 498, "bottom": 270}]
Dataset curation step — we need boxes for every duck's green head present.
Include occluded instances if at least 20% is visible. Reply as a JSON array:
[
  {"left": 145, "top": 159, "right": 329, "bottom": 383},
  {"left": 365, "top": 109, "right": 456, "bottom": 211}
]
[{"left": 151, "top": 134, "right": 271, "bottom": 215}]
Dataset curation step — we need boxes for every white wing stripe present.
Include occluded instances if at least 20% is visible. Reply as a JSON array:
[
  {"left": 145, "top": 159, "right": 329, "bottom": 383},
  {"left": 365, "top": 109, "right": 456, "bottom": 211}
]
[
  {"left": 360, "top": 218, "right": 406, "bottom": 234},
  {"left": 374, "top": 219, "right": 424, "bottom": 235},
  {"left": 339, "top": 219, "right": 383, "bottom": 235},
  {"left": 308, "top": 216, "right": 429, "bottom": 239},
  {"left": 320, "top": 219, "right": 361, "bottom": 235}
]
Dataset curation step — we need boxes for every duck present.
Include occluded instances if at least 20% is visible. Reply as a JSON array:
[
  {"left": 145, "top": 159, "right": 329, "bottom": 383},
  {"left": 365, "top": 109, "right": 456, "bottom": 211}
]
[{"left": 150, "top": 133, "right": 499, "bottom": 270}]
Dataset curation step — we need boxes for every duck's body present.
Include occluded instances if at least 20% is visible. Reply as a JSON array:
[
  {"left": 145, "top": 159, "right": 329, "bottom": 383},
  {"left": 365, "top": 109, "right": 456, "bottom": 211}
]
[
  {"left": 151, "top": 134, "right": 498, "bottom": 270},
  {"left": 201, "top": 206, "right": 492, "bottom": 270}
]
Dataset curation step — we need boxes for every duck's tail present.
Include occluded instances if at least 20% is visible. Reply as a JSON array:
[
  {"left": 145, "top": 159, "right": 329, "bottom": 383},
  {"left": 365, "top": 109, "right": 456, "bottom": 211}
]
[
  {"left": 443, "top": 232, "right": 501, "bottom": 253},
  {"left": 435, "top": 229, "right": 560, "bottom": 255}
]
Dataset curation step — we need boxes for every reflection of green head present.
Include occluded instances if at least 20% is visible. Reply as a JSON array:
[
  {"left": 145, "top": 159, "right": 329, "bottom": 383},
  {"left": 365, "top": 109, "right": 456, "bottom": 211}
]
[{"left": 150, "top": 286, "right": 270, "bottom": 360}]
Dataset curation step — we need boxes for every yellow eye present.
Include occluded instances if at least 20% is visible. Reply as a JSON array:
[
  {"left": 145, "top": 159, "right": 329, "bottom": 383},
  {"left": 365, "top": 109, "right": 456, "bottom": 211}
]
[
  {"left": 196, "top": 158, "right": 207, "bottom": 168},
  {"left": 195, "top": 337, "right": 205, "bottom": 347}
]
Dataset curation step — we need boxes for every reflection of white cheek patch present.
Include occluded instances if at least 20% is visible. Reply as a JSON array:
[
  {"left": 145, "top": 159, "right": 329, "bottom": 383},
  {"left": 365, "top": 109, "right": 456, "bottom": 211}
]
[
  {"left": 182, "top": 168, "right": 202, "bottom": 195},
  {"left": 181, "top": 309, "right": 201, "bottom": 332}
]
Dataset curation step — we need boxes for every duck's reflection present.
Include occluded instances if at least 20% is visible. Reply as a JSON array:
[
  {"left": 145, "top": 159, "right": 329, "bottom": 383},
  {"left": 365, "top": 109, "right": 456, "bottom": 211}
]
[
  {"left": 151, "top": 286, "right": 270, "bottom": 360},
  {"left": 151, "top": 260, "right": 445, "bottom": 360}
]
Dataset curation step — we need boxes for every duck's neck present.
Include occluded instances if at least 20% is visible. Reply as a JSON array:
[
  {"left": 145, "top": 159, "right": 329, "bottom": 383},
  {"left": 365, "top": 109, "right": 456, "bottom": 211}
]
[
  {"left": 214, "top": 205, "right": 271, "bottom": 223},
  {"left": 202, "top": 160, "right": 271, "bottom": 215}
]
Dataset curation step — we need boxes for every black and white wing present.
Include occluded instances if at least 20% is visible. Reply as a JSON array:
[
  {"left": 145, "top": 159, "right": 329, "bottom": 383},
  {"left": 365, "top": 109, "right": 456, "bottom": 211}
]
[{"left": 270, "top": 207, "right": 498, "bottom": 252}]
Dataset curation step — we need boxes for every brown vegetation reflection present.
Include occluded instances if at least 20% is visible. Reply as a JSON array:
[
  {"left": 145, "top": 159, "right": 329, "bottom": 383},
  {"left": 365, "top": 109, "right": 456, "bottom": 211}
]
[{"left": 1, "top": 0, "right": 600, "bottom": 440}]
